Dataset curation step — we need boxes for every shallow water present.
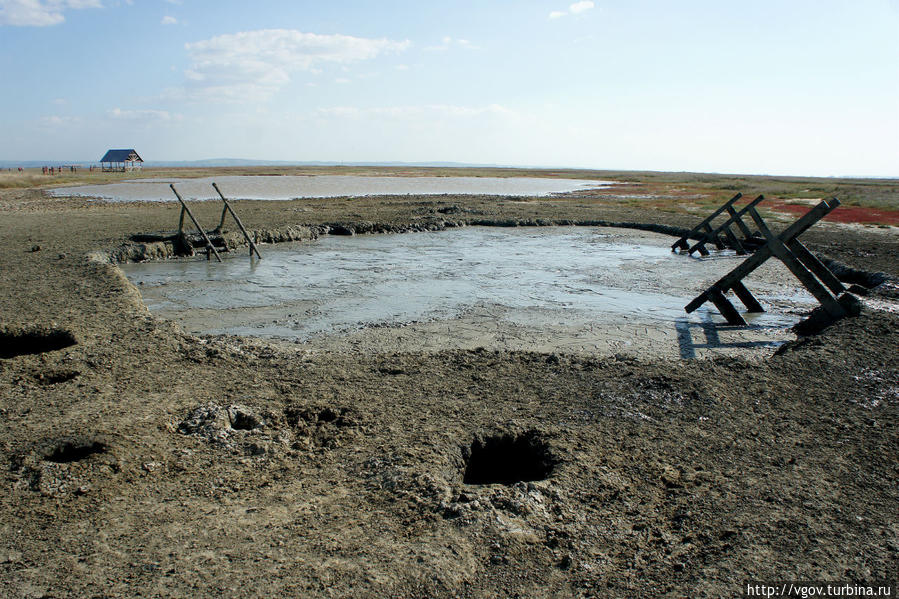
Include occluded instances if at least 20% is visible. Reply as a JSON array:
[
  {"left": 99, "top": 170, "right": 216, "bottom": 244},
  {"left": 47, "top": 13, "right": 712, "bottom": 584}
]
[
  {"left": 50, "top": 175, "right": 611, "bottom": 202},
  {"left": 121, "top": 227, "right": 816, "bottom": 351}
]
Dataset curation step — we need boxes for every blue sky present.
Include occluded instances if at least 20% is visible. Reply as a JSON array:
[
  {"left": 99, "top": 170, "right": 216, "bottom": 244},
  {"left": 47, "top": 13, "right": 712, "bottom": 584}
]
[{"left": 1, "top": 0, "right": 897, "bottom": 176}]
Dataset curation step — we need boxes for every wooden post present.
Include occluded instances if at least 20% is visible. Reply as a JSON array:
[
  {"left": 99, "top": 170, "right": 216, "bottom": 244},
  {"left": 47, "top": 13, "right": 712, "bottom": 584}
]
[
  {"left": 170, "top": 184, "right": 222, "bottom": 263},
  {"left": 212, "top": 183, "right": 262, "bottom": 259}
]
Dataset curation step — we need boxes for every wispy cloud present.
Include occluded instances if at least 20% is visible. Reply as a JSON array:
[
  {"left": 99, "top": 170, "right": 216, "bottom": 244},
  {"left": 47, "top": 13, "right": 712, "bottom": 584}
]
[
  {"left": 108, "top": 108, "right": 180, "bottom": 122},
  {"left": 161, "top": 14, "right": 176, "bottom": 25},
  {"left": 0, "top": 0, "right": 102, "bottom": 27},
  {"left": 316, "top": 104, "right": 513, "bottom": 120},
  {"left": 38, "top": 114, "right": 83, "bottom": 127},
  {"left": 424, "top": 36, "right": 480, "bottom": 52},
  {"left": 570, "top": 1, "right": 594, "bottom": 14},
  {"left": 548, "top": 1, "right": 595, "bottom": 19},
  {"left": 181, "top": 29, "right": 410, "bottom": 102}
]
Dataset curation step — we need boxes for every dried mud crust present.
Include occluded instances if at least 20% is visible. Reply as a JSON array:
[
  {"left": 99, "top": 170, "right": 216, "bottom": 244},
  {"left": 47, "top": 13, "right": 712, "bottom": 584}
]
[{"left": 0, "top": 186, "right": 896, "bottom": 598}]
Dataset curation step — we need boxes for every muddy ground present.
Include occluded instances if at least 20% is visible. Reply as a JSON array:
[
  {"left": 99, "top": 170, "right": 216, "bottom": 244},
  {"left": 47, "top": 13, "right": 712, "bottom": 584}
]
[{"left": 0, "top": 173, "right": 897, "bottom": 598}]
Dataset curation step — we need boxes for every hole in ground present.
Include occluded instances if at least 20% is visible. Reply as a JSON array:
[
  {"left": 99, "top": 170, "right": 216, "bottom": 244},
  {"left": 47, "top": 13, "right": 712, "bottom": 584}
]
[
  {"left": 463, "top": 431, "right": 556, "bottom": 486},
  {"left": 44, "top": 440, "right": 108, "bottom": 463},
  {"left": 0, "top": 328, "right": 77, "bottom": 359}
]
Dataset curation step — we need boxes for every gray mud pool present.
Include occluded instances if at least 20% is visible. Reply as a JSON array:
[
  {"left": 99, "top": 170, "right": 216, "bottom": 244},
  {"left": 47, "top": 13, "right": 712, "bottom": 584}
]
[
  {"left": 51, "top": 175, "right": 611, "bottom": 202},
  {"left": 121, "top": 226, "right": 818, "bottom": 358}
]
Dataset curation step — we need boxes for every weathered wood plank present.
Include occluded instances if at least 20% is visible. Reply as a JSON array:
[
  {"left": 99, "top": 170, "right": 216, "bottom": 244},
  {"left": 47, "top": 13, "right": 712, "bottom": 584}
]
[
  {"left": 671, "top": 193, "right": 742, "bottom": 251},
  {"left": 709, "top": 288, "right": 746, "bottom": 325},
  {"left": 169, "top": 184, "right": 223, "bottom": 263},
  {"left": 732, "top": 281, "right": 764, "bottom": 312},
  {"left": 787, "top": 239, "right": 845, "bottom": 295},
  {"left": 212, "top": 182, "right": 262, "bottom": 260},
  {"left": 747, "top": 206, "right": 845, "bottom": 318},
  {"left": 687, "top": 195, "right": 764, "bottom": 255}
]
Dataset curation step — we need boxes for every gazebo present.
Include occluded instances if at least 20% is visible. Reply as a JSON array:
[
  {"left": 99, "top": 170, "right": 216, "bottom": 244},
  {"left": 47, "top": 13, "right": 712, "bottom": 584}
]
[{"left": 99, "top": 149, "right": 143, "bottom": 172}]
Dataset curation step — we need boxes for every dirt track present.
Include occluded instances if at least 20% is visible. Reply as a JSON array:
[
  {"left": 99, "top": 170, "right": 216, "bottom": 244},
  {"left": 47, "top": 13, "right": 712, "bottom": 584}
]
[{"left": 0, "top": 178, "right": 897, "bottom": 598}]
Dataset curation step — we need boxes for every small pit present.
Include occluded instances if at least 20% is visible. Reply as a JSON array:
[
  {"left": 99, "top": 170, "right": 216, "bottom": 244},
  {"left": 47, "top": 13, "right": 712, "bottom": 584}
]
[
  {"left": 44, "top": 440, "right": 108, "bottom": 464},
  {"left": 228, "top": 406, "right": 263, "bottom": 430},
  {"left": 463, "top": 431, "right": 556, "bottom": 486},
  {"left": 0, "top": 328, "right": 77, "bottom": 359}
]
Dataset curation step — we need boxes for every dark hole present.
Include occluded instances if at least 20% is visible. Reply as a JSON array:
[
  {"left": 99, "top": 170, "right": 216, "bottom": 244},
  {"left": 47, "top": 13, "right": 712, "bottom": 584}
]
[
  {"left": 0, "top": 329, "right": 77, "bottom": 359},
  {"left": 229, "top": 409, "right": 261, "bottom": 430},
  {"left": 45, "top": 440, "right": 107, "bottom": 463},
  {"left": 463, "top": 432, "right": 555, "bottom": 485},
  {"left": 317, "top": 408, "right": 338, "bottom": 423}
]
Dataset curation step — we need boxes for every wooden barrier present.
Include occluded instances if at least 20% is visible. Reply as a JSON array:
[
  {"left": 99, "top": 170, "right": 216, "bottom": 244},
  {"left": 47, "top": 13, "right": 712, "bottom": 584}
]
[
  {"left": 685, "top": 199, "right": 847, "bottom": 325},
  {"left": 671, "top": 193, "right": 766, "bottom": 256},
  {"left": 170, "top": 184, "right": 223, "bottom": 262}
]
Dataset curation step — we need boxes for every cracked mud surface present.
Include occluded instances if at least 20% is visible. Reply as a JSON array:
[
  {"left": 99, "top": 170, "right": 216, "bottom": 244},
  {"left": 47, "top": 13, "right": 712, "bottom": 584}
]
[{"left": 0, "top": 176, "right": 896, "bottom": 597}]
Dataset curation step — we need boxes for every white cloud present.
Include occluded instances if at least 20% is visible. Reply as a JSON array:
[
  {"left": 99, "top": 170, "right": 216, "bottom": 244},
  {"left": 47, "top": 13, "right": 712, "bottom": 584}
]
[
  {"left": 38, "top": 114, "right": 82, "bottom": 126},
  {"left": 161, "top": 14, "right": 176, "bottom": 25},
  {"left": 108, "top": 108, "right": 179, "bottom": 122},
  {"left": 0, "top": 0, "right": 101, "bottom": 27},
  {"left": 182, "top": 29, "right": 410, "bottom": 102},
  {"left": 548, "top": 1, "right": 594, "bottom": 19},
  {"left": 569, "top": 1, "right": 594, "bottom": 14},
  {"left": 425, "top": 36, "right": 479, "bottom": 52}
]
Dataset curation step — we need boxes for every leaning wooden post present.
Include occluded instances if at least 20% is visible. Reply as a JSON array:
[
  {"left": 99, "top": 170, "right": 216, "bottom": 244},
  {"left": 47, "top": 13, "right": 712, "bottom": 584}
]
[
  {"left": 212, "top": 182, "right": 262, "bottom": 259},
  {"left": 169, "top": 184, "right": 222, "bottom": 262}
]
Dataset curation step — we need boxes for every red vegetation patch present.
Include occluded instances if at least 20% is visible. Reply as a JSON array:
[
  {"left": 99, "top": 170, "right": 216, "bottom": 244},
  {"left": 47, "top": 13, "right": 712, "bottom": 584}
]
[{"left": 768, "top": 201, "right": 899, "bottom": 226}]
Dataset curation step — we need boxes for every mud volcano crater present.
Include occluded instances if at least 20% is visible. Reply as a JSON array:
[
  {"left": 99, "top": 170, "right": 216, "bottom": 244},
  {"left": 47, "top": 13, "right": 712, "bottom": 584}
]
[
  {"left": 44, "top": 439, "right": 108, "bottom": 464},
  {"left": 463, "top": 431, "right": 556, "bottom": 485}
]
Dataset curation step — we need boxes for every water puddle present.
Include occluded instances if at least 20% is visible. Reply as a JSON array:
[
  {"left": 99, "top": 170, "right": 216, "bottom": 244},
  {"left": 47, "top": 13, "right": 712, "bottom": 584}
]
[
  {"left": 50, "top": 175, "right": 611, "bottom": 202},
  {"left": 120, "top": 227, "right": 818, "bottom": 358}
]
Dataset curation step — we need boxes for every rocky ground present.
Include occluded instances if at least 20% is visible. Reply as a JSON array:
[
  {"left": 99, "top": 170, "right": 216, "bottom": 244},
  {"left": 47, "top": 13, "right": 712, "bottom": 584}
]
[{"left": 0, "top": 174, "right": 897, "bottom": 598}]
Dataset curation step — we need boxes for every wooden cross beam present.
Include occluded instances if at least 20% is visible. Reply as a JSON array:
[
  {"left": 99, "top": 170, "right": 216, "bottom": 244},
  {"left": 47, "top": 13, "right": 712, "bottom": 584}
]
[
  {"left": 671, "top": 193, "right": 743, "bottom": 252},
  {"left": 685, "top": 199, "right": 845, "bottom": 325},
  {"left": 170, "top": 184, "right": 223, "bottom": 262},
  {"left": 685, "top": 194, "right": 765, "bottom": 256},
  {"left": 212, "top": 182, "right": 262, "bottom": 259}
]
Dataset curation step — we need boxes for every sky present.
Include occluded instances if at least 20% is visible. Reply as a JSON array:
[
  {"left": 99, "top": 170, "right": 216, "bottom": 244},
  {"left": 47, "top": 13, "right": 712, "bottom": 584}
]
[{"left": 0, "top": 0, "right": 897, "bottom": 176}]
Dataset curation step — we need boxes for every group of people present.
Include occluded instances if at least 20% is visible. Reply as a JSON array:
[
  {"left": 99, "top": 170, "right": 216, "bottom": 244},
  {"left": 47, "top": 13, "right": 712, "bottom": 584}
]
[{"left": 40, "top": 165, "right": 79, "bottom": 174}]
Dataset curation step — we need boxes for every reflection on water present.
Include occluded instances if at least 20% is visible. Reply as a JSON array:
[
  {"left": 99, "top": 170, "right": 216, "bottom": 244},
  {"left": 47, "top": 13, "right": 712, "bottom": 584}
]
[
  {"left": 120, "top": 226, "right": 816, "bottom": 342},
  {"left": 50, "top": 174, "right": 612, "bottom": 202}
]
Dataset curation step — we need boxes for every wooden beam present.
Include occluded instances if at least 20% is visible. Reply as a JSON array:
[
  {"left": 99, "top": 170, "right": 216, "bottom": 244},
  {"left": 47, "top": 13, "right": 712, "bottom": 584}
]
[
  {"left": 732, "top": 281, "right": 764, "bottom": 313},
  {"left": 746, "top": 206, "right": 845, "bottom": 319},
  {"left": 212, "top": 182, "right": 262, "bottom": 259},
  {"left": 708, "top": 288, "right": 746, "bottom": 325},
  {"left": 787, "top": 239, "right": 846, "bottom": 295},
  {"left": 169, "top": 184, "right": 222, "bottom": 263},
  {"left": 687, "top": 195, "right": 764, "bottom": 256},
  {"left": 671, "top": 193, "right": 742, "bottom": 251}
]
